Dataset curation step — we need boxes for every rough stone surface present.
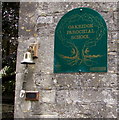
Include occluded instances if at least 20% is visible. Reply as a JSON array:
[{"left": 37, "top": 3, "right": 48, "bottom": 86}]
[{"left": 14, "top": 2, "right": 118, "bottom": 118}]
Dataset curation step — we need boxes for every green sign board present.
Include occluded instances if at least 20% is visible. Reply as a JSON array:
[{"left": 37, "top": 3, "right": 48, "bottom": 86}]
[{"left": 54, "top": 7, "right": 107, "bottom": 73}]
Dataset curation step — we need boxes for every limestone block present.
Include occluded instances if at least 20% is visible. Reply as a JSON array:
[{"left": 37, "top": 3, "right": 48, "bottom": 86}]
[
  {"left": 20, "top": 2, "right": 38, "bottom": 15},
  {"left": 47, "top": 2, "right": 67, "bottom": 13},
  {"left": 14, "top": 104, "right": 25, "bottom": 118},
  {"left": 19, "top": 3, "right": 38, "bottom": 37},
  {"left": 99, "top": 73, "right": 117, "bottom": 87},
  {"left": 15, "top": 73, "right": 25, "bottom": 91},
  {"left": 89, "top": 102, "right": 117, "bottom": 118},
  {"left": 16, "top": 67, "right": 36, "bottom": 91},
  {"left": 67, "top": 102, "right": 116, "bottom": 118},
  {"left": 33, "top": 74, "right": 54, "bottom": 89},
  {"left": 31, "top": 102, "right": 58, "bottom": 115},
  {"left": 108, "top": 32, "right": 118, "bottom": 52},
  {"left": 38, "top": 115, "right": 58, "bottom": 118},
  {"left": 41, "top": 90, "right": 56, "bottom": 103},
  {"left": 69, "top": 90, "right": 81, "bottom": 103},
  {"left": 21, "top": 101, "right": 32, "bottom": 113},
  {"left": 56, "top": 103, "right": 80, "bottom": 118},
  {"left": 101, "top": 2, "right": 117, "bottom": 11},
  {"left": 63, "top": 2, "right": 84, "bottom": 12},
  {"left": 108, "top": 52, "right": 117, "bottom": 73},
  {"left": 114, "top": 11, "right": 118, "bottom": 20},
  {"left": 101, "top": 11, "right": 117, "bottom": 31},
  {"left": 56, "top": 90, "right": 69, "bottom": 104},
  {"left": 56, "top": 101, "right": 117, "bottom": 118},
  {"left": 81, "top": 87, "right": 117, "bottom": 104},
  {"left": 78, "top": 73, "right": 102, "bottom": 87},
  {"left": 53, "top": 73, "right": 117, "bottom": 89},
  {"left": 54, "top": 74, "right": 80, "bottom": 89},
  {"left": 56, "top": 88, "right": 117, "bottom": 104},
  {"left": 37, "top": 24, "right": 55, "bottom": 37},
  {"left": 37, "top": 16, "right": 53, "bottom": 24}
]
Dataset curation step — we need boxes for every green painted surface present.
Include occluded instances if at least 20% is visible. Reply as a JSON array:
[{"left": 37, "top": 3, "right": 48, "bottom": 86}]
[{"left": 54, "top": 7, "right": 107, "bottom": 73}]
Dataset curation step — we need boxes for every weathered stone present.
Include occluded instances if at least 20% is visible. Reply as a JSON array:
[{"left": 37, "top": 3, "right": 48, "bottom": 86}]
[
  {"left": 15, "top": 73, "right": 24, "bottom": 90},
  {"left": 55, "top": 101, "right": 117, "bottom": 118},
  {"left": 33, "top": 74, "right": 54, "bottom": 89},
  {"left": 108, "top": 32, "right": 118, "bottom": 52},
  {"left": 54, "top": 74, "right": 80, "bottom": 89},
  {"left": 48, "top": 2, "right": 67, "bottom": 13},
  {"left": 33, "top": 36, "right": 54, "bottom": 74},
  {"left": 56, "top": 88, "right": 117, "bottom": 105},
  {"left": 89, "top": 102, "right": 117, "bottom": 118},
  {"left": 99, "top": 73, "right": 117, "bottom": 87},
  {"left": 54, "top": 15, "right": 63, "bottom": 24},
  {"left": 66, "top": 73, "right": 118, "bottom": 88},
  {"left": 18, "top": 3, "right": 38, "bottom": 37},
  {"left": 37, "top": 115, "right": 58, "bottom": 118},
  {"left": 101, "top": 11, "right": 117, "bottom": 31},
  {"left": 41, "top": 90, "right": 56, "bottom": 103},
  {"left": 37, "top": 16, "right": 53, "bottom": 23},
  {"left": 108, "top": 53, "right": 117, "bottom": 73},
  {"left": 56, "top": 90, "right": 69, "bottom": 104},
  {"left": 31, "top": 102, "right": 58, "bottom": 115},
  {"left": 15, "top": 2, "right": 118, "bottom": 118}
]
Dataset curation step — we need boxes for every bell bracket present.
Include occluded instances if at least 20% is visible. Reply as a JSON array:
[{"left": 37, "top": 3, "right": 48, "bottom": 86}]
[{"left": 29, "top": 43, "right": 39, "bottom": 58}]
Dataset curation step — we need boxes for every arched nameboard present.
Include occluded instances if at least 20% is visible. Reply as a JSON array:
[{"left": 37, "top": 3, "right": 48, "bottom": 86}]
[{"left": 54, "top": 7, "right": 107, "bottom": 73}]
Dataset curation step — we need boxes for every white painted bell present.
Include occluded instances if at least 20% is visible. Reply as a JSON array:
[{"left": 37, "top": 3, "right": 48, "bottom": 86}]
[{"left": 21, "top": 51, "right": 35, "bottom": 64}]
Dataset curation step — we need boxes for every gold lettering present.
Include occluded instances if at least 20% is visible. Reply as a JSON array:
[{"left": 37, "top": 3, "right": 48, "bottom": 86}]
[
  {"left": 68, "top": 25, "right": 74, "bottom": 29},
  {"left": 67, "top": 24, "right": 94, "bottom": 40},
  {"left": 67, "top": 31, "right": 72, "bottom": 34},
  {"left": 71, "top": 35, "right": 89, "bottom": 39},
  {"left": 68, "top": 24, "right": 93, "bottom": 29},
  {"left": 67, "top": 29, "right": 95, "bottom": 35},
  {"left": 87, "top": 29, "right": 94, "bottom": 33},
  {"left": 84, "top": 55, "right": 102, "bottom": 58}
]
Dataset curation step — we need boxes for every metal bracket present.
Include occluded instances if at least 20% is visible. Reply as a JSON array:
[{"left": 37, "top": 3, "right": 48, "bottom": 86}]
[{"left": 29, "top": 43, "right": 39, "bottom": 58}]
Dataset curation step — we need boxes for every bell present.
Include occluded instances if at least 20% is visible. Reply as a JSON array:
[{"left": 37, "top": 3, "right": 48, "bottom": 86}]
[{"left": 21, "top": 51, "right": 35, "bottom": 64}]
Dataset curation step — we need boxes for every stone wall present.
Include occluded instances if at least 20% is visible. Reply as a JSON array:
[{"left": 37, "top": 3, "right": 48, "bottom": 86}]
[{"left": 14, "top": 2, "right": 118, "bottom": 118}]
